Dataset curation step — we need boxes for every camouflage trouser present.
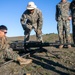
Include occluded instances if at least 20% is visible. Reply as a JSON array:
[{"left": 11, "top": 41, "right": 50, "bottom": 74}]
[
  {"left": 57, "top": 20, "right": 71, "bottom": 44},
  {"left": 24, "top": 25, "right": 43, "bottom": 42},
  {"left": 72, "top": 17, "right": 75, "bottom": 44},
  {"left": 0, "top": 48, "right": 19, "bottom": 62}
]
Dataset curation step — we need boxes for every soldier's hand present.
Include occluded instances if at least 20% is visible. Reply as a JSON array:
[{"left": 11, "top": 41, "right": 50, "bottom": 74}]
[
  {"left": 68, "top": 16, "right": 72, "bottom": 20},
  {"left": 34, "top": 29, "right": 38, "bottom": 32},
  {"left": 37, "top": 29, "right": 42, "bottom": 35},
  {"left": 26, "top": 25, "right": 32, "bottom": 30}
]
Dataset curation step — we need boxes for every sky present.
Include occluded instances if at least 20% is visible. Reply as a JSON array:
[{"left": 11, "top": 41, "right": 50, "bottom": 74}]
[{"left": 0, "top": 0, "right": 72, "bottom": 37}]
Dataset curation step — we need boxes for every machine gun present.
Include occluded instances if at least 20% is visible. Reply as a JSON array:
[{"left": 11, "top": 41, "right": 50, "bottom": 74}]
[
  {"left": 10, "top": 40, "right": 59, "bottom": 50},
  {"left": 10, "top": 40, "right": 73, "bottom": 50},
  {"left": 10, "top": 40, "right": 73, "bottom": 59}
]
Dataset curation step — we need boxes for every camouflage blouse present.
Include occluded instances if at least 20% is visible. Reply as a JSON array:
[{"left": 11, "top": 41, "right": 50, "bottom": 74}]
[{"left": 0, "top": 37, "right": 9, "bottom": 51}]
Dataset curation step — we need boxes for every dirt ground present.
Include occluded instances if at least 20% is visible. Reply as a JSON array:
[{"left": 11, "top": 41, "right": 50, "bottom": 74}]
[{"left": 0, "top": 34, "right": 75, "bottom": 75}]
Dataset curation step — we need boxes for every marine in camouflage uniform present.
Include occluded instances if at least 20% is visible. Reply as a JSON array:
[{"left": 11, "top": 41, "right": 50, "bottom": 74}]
[
  {"left": 70, "top": 0, "right": 75, "bottom": 44},
  {"left": 0, "top": 37, "right": 19, "bottom": 62},
  {"left": 0, "top": 25, "right": 32, "bottom": 65},
  {"left": 55, "top": 0, "right": 72, "bottom": 48},
  {"left": 20, "top": 2, "right": 43, "bottom": 42}
]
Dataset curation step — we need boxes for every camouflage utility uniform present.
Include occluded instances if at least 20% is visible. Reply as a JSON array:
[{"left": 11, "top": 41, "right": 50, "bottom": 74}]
[
  {"left": 56, "top": 1, "right": 71, "bottom": 44},
  {"left": 20, "top": 8, "right": 43, "bottom": 42},
  {"left": 70, "top": 0, "right": 75, "bottom": 44},
  {"left": 0, "top": 37, "right": 19, "bottom": 63}
]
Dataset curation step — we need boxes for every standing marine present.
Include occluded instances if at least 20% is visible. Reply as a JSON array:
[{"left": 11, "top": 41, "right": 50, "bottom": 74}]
[
  {"left": 55, "top": 0, "right": 72, "bottom": 49},
  {"left": 20, "top": 1, "right": 43, "bottom": 42},
  {"left": 70, "top": 0, "right": 75, "bottom": 44}
]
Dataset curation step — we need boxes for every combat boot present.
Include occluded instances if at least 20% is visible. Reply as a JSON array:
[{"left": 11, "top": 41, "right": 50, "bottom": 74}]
[
  {"left": 59, "top": 45, "right": 63, "bottom": 49},
  {"left": 68, "top": 45, "right": 71, "bottom": 48},
  {"left": 17, "top": 57, "right": 32, "bottom": 65}
]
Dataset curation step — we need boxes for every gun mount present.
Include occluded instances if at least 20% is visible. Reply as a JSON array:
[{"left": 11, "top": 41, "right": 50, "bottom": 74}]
[{"left": 10, "top": 40, "right": 24, "bottom": 50}]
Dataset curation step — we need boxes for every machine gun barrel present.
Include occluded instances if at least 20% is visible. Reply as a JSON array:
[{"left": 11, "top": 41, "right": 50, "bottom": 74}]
[
  {"left": 24, "top": 41, "right": 73, "bottom": 48},
  {"left": 24, "top": 42, "right": 55, "bottom": 48}
]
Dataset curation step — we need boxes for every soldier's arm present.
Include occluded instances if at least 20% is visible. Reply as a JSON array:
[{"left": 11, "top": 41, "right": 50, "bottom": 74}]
[
  {"left": 20, "top": 11, "right": 27, "bottom": 30},
  {"left": 37, "top": 10, "right": 43, "bottom": 30},
  {"left": 69, "top": 2, "right": 72, "bottom": 10},
  {"left": 69, "top": 2, "right": 72, "bottom": 20},
  {"left": 69, "top": 1, "right": 73, "bottom": 17},
  {"left": 55, "top": 5, "right": 59, "bottom": 21}
]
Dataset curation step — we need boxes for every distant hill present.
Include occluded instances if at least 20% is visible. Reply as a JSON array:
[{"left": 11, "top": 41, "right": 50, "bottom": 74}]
[{"left": 7, "top": 33, "right": 59, "bottom": 43}]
